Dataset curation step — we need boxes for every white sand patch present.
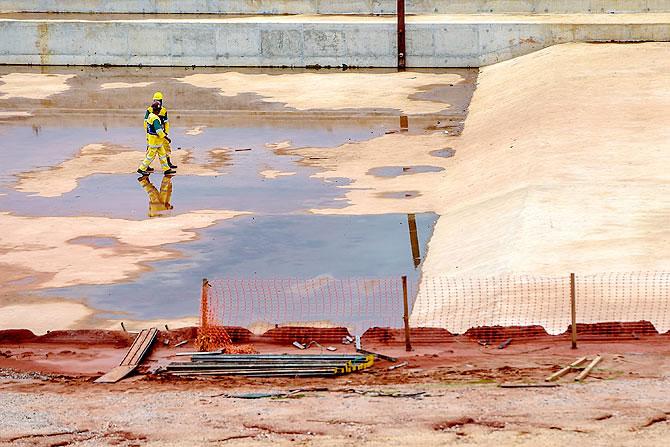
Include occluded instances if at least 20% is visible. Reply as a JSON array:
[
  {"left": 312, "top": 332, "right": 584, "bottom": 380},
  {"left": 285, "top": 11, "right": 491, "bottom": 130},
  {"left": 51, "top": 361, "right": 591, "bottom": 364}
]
[
  {"left": 100, "top": 81, "right": 154, "bottom": 90},
  {"left": 185, "top": 125, "right": 207, "bottom": 136},
  {"left": 0, "top": 73, "right": 75, "bottom": 99},
  {"left": 0, "top": 111, "right": 32, "bottom": 118},
  {"left": 177, "top": 71, "right": 462, "bottom": 114},
  {"left": 265, "top": 140, "right": 292, "bottom": 150},
  {"left": 0, "top": 210, "right": 249, "bottom": 289},
  {"left": 15, "top": 143, "right": 223, "bottom": 197},
  {"left": 0, "top": 301, "right": 92, "bottom": 334},
  {"left": 259, "top": 169, "right": 297, "bottom": 179}
]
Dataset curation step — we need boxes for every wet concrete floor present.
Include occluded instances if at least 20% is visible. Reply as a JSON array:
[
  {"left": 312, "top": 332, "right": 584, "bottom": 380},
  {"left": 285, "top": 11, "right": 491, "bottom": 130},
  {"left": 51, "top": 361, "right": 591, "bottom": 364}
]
[{"left": 0, "top": 65, "right": 476, "bottom": 327}]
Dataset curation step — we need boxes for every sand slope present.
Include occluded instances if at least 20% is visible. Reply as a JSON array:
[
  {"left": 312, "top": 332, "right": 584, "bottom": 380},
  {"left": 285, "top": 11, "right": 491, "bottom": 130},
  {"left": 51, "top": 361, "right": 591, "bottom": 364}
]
[
  {"left": 423, "top": 42, "right": 670, "bottom": 276},
  {"left": 410, "top": 42, "right": 670, "bottom": 331}
]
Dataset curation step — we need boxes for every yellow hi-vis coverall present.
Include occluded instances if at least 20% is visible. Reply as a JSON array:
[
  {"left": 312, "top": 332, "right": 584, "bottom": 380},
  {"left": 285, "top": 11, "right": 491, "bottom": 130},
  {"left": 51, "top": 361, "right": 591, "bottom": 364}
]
[
  {"left": 144, "top": 105, "right": 171, "bottom": 156},
  {"left": 139, "top": 112, "right": 170, "bottom": 172},
  {"left": 138, "top": 175, "right": 173, "bottom": 217}
]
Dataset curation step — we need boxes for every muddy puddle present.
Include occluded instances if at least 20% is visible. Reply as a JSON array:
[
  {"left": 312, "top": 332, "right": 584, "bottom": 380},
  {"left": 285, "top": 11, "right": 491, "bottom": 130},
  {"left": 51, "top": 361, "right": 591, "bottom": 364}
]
[
  {"left": 0, "top": 65, "right": 475, "bottom": 327},
  {"left": 46, "top": 213, "right": 437, "bottom": 320}
]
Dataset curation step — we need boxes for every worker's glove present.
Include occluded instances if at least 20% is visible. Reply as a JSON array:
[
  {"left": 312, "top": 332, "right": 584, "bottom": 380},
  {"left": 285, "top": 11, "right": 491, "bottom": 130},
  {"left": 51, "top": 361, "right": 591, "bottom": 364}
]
[{"left": 165, "top": 136, "right": 172, "bottom": 143}]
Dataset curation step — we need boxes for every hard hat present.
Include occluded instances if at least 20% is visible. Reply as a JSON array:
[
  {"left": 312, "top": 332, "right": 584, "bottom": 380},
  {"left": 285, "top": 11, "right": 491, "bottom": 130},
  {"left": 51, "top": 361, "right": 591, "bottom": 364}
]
[{"left": 152, "top": 91, "right": 164, "bottom": 101}]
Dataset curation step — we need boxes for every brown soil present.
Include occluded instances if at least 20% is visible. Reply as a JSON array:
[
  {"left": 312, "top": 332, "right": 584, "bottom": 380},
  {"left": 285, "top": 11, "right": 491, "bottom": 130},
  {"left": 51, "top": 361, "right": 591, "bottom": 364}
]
[{"left": 2, "top": 328, "right": 669, "bottom": 445}]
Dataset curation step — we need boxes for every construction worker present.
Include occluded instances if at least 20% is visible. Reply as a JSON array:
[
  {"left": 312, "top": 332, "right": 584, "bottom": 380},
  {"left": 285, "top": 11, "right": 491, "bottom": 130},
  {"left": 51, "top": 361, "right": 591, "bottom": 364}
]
[
  {"left": 144, "top": 91, "right": 177, "bottom": 170},
  {"left": 137, "top": 101, "right": 175, "bottom": 176},
  {"left": 138, "top": 174, "right": 174, "bottom": 218}
]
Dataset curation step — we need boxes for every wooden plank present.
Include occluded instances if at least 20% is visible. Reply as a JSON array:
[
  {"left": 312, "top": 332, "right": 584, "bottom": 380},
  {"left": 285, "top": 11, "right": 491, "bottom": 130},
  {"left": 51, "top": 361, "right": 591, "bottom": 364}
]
[
  {"left": 95, "top": 327, "right": 158, "bottom": 384},
  {"left": 94, "top": 365, "right": 137, "bottom": 384},
  {"left": 545, "top": 357, "right": 587, "bottom": 382},
  {"left": 120, "top": 329, "right": 150, "bottom": 366},
  {"left": 575, "top": 355, "right": 602, "bottom": 382},
  {"left": 124, "top": 328, "right": 158, "bottom": 366}
]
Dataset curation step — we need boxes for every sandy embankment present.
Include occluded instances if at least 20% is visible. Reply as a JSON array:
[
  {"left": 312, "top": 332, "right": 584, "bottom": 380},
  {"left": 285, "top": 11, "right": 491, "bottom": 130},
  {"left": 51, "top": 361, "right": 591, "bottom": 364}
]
[{"left": 293, "top": 43, "right": 670, "bottom": 332}]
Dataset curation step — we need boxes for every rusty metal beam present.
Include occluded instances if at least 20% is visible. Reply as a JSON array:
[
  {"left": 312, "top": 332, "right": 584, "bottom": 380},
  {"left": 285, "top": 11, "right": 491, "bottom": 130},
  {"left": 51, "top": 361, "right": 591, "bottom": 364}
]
[{"left": 397, "top": 0, "right": 406, "bottom": 70}]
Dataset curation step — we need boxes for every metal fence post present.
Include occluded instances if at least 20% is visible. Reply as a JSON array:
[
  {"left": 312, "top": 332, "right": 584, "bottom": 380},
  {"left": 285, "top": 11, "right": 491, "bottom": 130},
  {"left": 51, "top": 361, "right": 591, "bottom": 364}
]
[
  {"left": 570, "top": 273, "right": 577, "bottom": 349},
  {"left": 402, "top": 275, "right": 412, "bottom": 351},
  {"left": 201, "top": 278, "right": 209, "bottom": 330},
  {"left": 397, "top": 0, "right": 406, "bottom": 70}
]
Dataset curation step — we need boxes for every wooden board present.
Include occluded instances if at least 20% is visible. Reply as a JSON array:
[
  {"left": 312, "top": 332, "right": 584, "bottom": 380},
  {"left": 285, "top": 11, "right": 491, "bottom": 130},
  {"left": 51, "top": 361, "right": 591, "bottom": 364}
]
[
  {"left": 94, "top": 365, "right": 138, "bottom": 384},
  {"left": 95, "top": 328, "right": 158, "bottom": 384}
]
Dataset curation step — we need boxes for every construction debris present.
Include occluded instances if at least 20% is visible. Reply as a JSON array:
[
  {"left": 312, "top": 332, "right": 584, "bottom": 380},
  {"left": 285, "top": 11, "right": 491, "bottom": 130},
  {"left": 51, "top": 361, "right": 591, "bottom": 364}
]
[
  {"left": 292, "top": 341, "right": 306, "bottom": 350},
  {"left": 95, "top": 328, "right": 158, "bottom": 384},
  {"left": 174, "top": 340, "right": 188, "bottom": 348},
  {"left": 388, "top": 361, "right": 408, "bottom": 371},
  {"left": 175, "top": 350, "right": 223, "bottom": 357},
  {"left": 545, "top": 357, "right": 588, "bottom": 382},
  {"left": 356, "top": 348, "right": 398, "bottom": 363},
  {"left": 545, "top": 356, "right": 603, "bottom": 382},
  {"left": 498, "top": 338, "right": 512, "bottom": 349},
  {"left": 164, "top": 353, "right": 375, "bottom": 377},
  {"left": 343, "top": 389, "right": 426, "bottom": 398},
  {"left": 575, "top": 355, "right": 602, "bottom": 382}
]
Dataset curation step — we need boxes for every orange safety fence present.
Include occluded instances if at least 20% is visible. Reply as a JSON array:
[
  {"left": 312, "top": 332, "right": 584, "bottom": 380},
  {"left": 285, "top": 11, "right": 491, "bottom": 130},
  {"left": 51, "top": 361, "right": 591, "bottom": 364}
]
[{"left": 198, "top": 272, "right": 670, "bottom": 348}]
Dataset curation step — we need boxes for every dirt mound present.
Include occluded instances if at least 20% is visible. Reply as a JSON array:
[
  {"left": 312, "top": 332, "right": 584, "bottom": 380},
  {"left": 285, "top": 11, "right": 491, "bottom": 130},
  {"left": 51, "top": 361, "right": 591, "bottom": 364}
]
[
  {"left": 0, "top": 329, "right": 37, "bottom": 343},
  {"left": 36, "top": 330, "right": 133, "bottom": 347}
]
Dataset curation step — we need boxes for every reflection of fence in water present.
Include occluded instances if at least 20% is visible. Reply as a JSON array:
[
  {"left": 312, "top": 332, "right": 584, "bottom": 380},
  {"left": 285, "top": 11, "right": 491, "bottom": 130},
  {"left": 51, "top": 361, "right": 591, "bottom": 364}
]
[{"left": 202, "top": 272, "right": 670, "bottom": 339}]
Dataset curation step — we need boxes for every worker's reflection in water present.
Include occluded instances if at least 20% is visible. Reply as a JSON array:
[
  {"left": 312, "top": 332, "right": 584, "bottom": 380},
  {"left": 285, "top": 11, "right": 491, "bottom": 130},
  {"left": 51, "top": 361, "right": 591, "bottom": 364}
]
[{"left": 138, "top": 174, "right": 174, "bottom": 218}]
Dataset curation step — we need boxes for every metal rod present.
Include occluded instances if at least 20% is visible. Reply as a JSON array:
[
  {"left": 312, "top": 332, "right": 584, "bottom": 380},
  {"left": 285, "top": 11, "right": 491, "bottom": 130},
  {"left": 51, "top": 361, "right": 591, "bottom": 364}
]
[
  {"left": 402, "top": 275, "right": 412, "bottom": 352},
  {"left": 397, "top": 0, "right": 406, "bottom": 70},
  {"left": 570, "top": 273, "right": 577, "bottom": 349},
  {"left": 201, "top": 278, "right": 209, "bottom": 330},
  {"left": 191, "top": 354, "right": 365, "bottom": 361}
]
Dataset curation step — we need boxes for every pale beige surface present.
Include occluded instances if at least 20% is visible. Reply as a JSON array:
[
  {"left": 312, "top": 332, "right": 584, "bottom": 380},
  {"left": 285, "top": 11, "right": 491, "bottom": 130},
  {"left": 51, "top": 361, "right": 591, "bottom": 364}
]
[
  {"left": 416, "top": 41, "right": 670, "bottom": 331},
  {"left": 290, "top": 43, "right": 670, "bottom": 331},
  {"left": 0, "top": 210, "right": 249, "bottom": 289},
  {"left": 259, "top": 169, "right": 296, "bottom": 179},
  {"left": 0, "top": 73, "right": 74, "bottom": 99},
  {"left": 301, "top": 42, "right": 670, "bottom": 274},
  {"left": 0, "top": 300, "right": 199, "bottom": 334},
  {"left": 178, "top": 71, "right": 462, "bottom": 114},
  {"left": 99, "top": 81, "right": 154, "bottom": 90},
  {"left": 184, "top": 125, "right": 206, "bottom": 135},
  {"left": 422, "top": 42, "right": 670, "bottom": 277},
  {"left": 0, "top": 301, "right": 93, "bottom": 334},
  {"left": 294, "top": 132, "right": 450, "bottom": 214},
  {"left": 15, "top": 143, "right": 223, "bottom": 197},
  {"left": 0, "top": 111, "right": 31, "bottom": 118}
]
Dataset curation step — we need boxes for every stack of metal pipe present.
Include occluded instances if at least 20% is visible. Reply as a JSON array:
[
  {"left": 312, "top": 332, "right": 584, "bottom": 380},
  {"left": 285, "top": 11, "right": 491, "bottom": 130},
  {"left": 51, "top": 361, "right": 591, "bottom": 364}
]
[{"left": 164, "top": 353, "right": 375, "bottom": 377}]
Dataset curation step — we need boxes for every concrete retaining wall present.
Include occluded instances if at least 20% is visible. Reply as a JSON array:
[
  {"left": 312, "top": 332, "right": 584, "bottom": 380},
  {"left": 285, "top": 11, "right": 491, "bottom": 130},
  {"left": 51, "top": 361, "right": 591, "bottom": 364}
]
[
  {"left": 1, "top": 16, "right": 669, "bottom": 67},
  {"left": 2, "top": 0, "right": 670, "bottom": 14}
]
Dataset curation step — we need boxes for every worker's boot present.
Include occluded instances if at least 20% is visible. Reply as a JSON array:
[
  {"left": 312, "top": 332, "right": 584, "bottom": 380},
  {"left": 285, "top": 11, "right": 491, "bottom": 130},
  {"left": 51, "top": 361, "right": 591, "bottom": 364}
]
[
  {"left": 137, "top": 168, "right": 151, "bottom": 176},
  {"left": 146, "top": 166, "right": 155, "bottom": 172},
  {"left": 163, "top": 169, "right": 177, "bottom": 176},
  {"left": 167, "top": 157, "right": 178, "bottom": 169}
]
